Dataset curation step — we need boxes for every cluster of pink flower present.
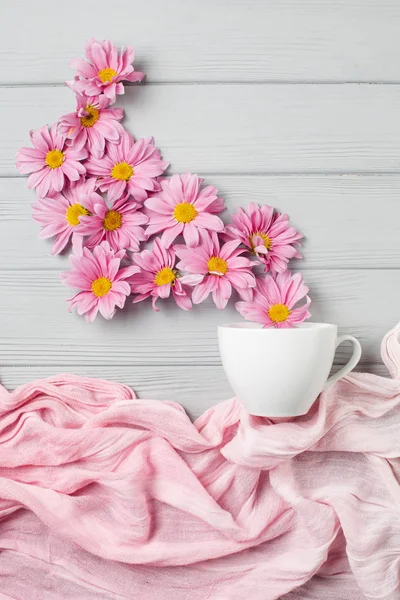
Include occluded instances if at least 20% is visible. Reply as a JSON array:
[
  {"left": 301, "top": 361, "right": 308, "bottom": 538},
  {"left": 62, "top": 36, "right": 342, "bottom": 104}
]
[{"left": 16, "top": 39, "right": 311, "bottom": 328}]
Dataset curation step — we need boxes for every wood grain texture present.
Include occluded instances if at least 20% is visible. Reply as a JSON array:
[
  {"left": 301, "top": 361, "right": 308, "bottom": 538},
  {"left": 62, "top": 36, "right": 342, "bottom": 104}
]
[
  {"left": 0, "top": 269, "right": 397, "bottom": 367},
  {"left": 0, "top": 366, "right": 231, "bottom": 420},
  {"left": 5, "top": 84, "right": 400, "bottom": 176},
  {"left": 0, "top": 364, "right": 390, "bottom": 420},
  {"left": 2, "top": 1, "right": 400, "bottom": 83},
  {"left": 3, "top": 175, "right": 400, "bottom": 270}
]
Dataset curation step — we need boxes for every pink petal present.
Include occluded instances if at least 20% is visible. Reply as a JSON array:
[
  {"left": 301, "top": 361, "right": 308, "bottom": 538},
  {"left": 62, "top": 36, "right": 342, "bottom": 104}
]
[
  {"left": 182, "top": 173, "right": 200, "bottom": 202},
  {"left": 218, "top": 277, "right": 232, "bottom": 299},
  {"left": 219, "top": 240, "right": 242, "bottom": 260},
  {"left": 173, "top": 290, "right": 192, "bottom": 311},
  {"left": 34, "top": 173, "right": 51, "bottom": 197},
  {"left": 260, "top": 276, "right": 282, "bottom": 306},
  {"left": 212, "top": 285, "right": 229, "bottom": 310},
  {"left": 107, "top": 180, "right": 127, "bottom": 204},
  {"left": 183, "top": 222, "right": 200, "bottom": 247},
  {"left": 50, "top": 229, "right": 71, "bottom": 255},
  {"left": 112, "top": 281, "right": 131, "bottom": 296},
  {"left": 69, "top": 57, "right": 97, "bottom": 78},
  {"left": 116, "top": 266, "right": 141, "bottom": 280},
  {"left": 179, "top": 274, "right": 204, "bottom": 286},
  {"left": 237, "top": 286, "right": 254, "bottom": 302},
  {"left": 98, "top": 294, "right": 117, "bottom": 320},
  {"left": 27, "top": 167, "right": 49, "bottom": 190},
  {"left": 124, "top": 71, "right": 145, "bottom": 83},
  {"left": 191, "top": 276, "right": 217, "bottom": 305},
  {"left": 91, "top": 41, "right": 108, "bottom": 70},
  {"left": 235, "top": 302, "right": 269, "bottom": 326},
  {"left": 227, "top": 271, "right": 256, "bottom": 289},
  {"left": 282, "top": 273, "right": 309, "bottom": 309},
  {"left": 194, "top": 212, "right": 224, "bottom": 232},
  {"left": 227, "top": 257, "right": 254, "bottom": 269},
  {"left": 145, "top": 196, "right": 174, "bottom": 215},
  {"left": 169, "top": 174, "right": 184, "bottom": 203},
  {"left": 132, "top": 292, "right": 151, "bottom": 305},
  {"left": 161, "top": 222, "right": 184, "bottom": 247},
  {"left": 157, "top": 284, "right": 171, "bottom": 299},
  {"left": 151, "top": 294, "right": 161, "bottom": 312},
  {"left": 39, "top": 221, "right": 68, "bottom": 239},
  {"left": 289, "top": 297, "right": 312, "bottom": 323}
]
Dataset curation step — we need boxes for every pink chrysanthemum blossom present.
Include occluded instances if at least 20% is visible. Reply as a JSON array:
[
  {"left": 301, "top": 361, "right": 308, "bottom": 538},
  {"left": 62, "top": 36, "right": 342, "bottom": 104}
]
[
  {"left": 85, "top": 132, "right": 168, "bottom": 204},
  {"left": 69, "top": 38, "right": 144, "bottom": 101},
  {"left": 16, "top": 125, "right": 87, "bottom": 197},
  {"left": 224, "top": 202, "right": 302, "bottom": 274},
  {"left": 130, "top": 238, "right": 192, "bottom": 312},
  {"left": 175, "top": 232, "right": 256, "bottom": 310},
  {"left": 145, "top": 173, "right": 226, "bottom": 247},
  {"left": 61, "top": 241, "right": 138, "bottom": 322},
  {"left": 236, "top": 271, "right": 311, "bottom": 329},
  {"left": 58, "top": 94, "right": 124, "bottom": 158},
  {"left": 32, "top": 179, "right": 99, "bottom": 256},
  {"left": 77, "top": 194, "right": 148, "bottom": 253}
]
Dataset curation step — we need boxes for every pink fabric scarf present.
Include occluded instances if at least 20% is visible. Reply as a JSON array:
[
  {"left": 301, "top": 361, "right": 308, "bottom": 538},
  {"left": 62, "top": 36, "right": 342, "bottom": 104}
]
[{"left": 0, "top": 323, "right": 400, "bottom": 599}]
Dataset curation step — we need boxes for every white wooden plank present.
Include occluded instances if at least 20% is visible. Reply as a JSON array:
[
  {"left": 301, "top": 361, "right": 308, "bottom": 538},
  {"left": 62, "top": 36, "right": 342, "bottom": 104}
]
[
  {"left": 0, "top": 366, "right": 231, "bottom": 420},
  {"left": 0, "top": 269, "right": 396, "bottom": 366},
  {"left": 2, "top": 175, "right": 400, "bottom": 270},
  {"left": 4, "top": 84, "right": 400, "bottom": 176},
  {"left": 0, "top": 364, "right": 389, "bottom": 420},
  {"left": 2, "top": 1, "right": 400, "bottom": 83}
]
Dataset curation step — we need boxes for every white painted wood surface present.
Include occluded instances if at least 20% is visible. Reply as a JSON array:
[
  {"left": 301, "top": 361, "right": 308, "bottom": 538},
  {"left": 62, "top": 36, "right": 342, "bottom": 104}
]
[
  {"left": 2, "top": 1, "right": 400, "bottom": 83},
  {"left": 4, "top": 85, "right": 400, "bottom": 174},
  {"left": 2, "top": 176, "right": 400, "bottom": 270},
  {"left": 0, "top": 1, "right": 398, "bottom": 413}
]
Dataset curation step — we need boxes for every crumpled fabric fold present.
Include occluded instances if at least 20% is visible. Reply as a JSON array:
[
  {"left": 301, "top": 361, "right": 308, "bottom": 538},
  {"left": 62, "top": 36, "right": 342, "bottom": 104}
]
[{"left": 0, "top": 322, "right": 400, "bottom": 599}]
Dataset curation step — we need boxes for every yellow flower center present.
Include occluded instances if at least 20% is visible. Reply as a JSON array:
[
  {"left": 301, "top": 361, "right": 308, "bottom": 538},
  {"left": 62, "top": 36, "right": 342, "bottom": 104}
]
[
  {"left": 173, "top": 203, "right": 198, "bottom": 223},
  {"left": 45, "top": 149, "right": 65, "bottom": 169},
  {"left": 249, "top": 231, "right": 272, "bottom": 252},
  {"left": 268, "top": 303, "right": 291, "bottom": 323},
  {"left": 91, "top": 276, "right": 112, "bottom": 297},
  {"left": 65, "top": 203, "right": 90, "bottom": 227},
  {"left": 111, "top": 162, "right": 134, "bottom": 181},
  {"left": 154, "top": 267, "right": 176, "bottom": 286},
  {"left": 80, "top": 105, "right": 100, "bottom": 128},
  {"left": 103, "top": 210, "right": 122, "bottom": 231},
  {"left": 98, "top": 67, "right": 118, "bottom": 83},
  {"left": 207, "top": 256, "right": 228, "bottom": 276}
]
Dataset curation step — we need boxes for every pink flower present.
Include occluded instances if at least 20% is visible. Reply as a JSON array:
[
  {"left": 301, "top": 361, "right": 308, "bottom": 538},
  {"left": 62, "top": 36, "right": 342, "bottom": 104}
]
[
  {"left": 175, "top": 232, "right": 256, "bottom": 310},
  {"left": 32, "top": 179, "right": 98, "bottom": 255},
  {"left": 236, "top": 271, "right": 311, "bottom": 329},
  {"left": 61, "top": 241, "right": 138, "bottom": 322},
  {"left": 16, "top": 125, "right": 87, "bottom": 197},
  {"left": 85, "top": 132, "right": 168, "bottom": 203},
  {"left": 58, "top": 94, "right": 124, "bottom": 158},
  {"left": 145, "top": 173, "right": 226, "bottom": 247},
  {"left": 130, "top": 238, "right": 192, "bottom": 312},
  {"left": 224, "top": 203, "right": 302, "bottom": 274},
  {"left": 77, "top": 194, "right": 148, "bottom": 253},
  {"left": 69, "top": 38, "right": 144, "bottom": 101}
]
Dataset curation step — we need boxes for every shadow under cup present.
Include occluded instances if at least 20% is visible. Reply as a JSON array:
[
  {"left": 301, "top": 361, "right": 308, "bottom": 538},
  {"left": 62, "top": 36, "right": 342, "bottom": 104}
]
[{"left": 218, "top": 322, "right": 362, "bottom": 417}]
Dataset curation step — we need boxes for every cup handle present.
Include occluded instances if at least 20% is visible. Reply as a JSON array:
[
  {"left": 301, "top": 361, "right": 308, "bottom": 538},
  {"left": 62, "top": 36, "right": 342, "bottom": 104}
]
[{"left": 323, "top": 335, "right": 362, "bottom": 391}]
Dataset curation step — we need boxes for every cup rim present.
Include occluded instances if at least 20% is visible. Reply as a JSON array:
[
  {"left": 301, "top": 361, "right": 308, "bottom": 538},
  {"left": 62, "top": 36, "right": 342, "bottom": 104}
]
[{"left": 218, "top": 322, "right": 337, "bottom": 332}]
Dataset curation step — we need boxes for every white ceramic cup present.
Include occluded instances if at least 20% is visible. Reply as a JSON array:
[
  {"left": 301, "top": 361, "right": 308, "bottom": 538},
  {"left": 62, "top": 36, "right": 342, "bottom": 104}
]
[{"left": 218, "top": 322, "right": 362, "bottom": 417}]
